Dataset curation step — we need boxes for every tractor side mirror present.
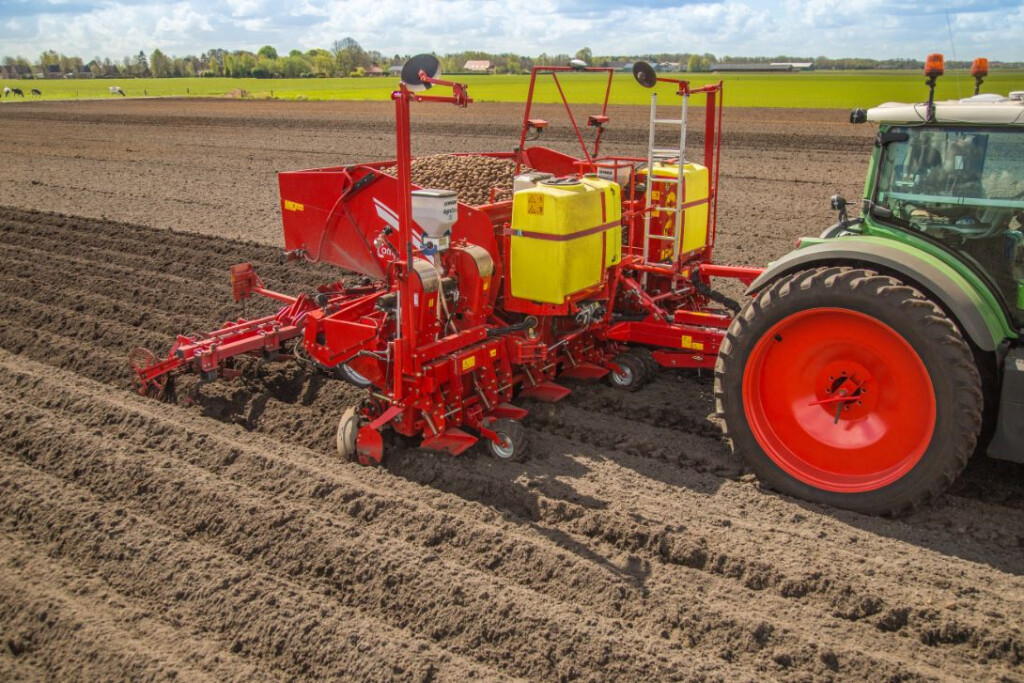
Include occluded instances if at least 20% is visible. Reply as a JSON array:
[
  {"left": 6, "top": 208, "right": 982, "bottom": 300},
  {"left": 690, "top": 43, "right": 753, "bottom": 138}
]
[
  {"left": 831, "top": 195, "right": 849, "bottom": 224},
  {"left": 876, "top": 130, "right": 909, "bottom": 147}
]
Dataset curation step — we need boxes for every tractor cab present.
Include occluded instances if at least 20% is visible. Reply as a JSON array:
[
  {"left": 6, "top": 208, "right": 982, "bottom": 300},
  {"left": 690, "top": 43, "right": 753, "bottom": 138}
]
[{"left": 871, "top": 122, "right": 1024, "bottom": 326}]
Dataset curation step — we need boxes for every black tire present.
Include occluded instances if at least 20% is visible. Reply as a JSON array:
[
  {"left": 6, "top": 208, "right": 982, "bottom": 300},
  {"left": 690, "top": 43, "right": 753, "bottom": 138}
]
[
  {"left": 337, "top": 362, "right": 372, "bottom": 388},
  {"left": 608, "top": 351, "right": 649, "bottom": 392},
  {"left": 486, "top": 418, "right": 529, "bottom": 462},
  {"left": 715, "top": 267, "right": 983, "bottom": 516},
  {"left": 633, "top": 346, "right": 660, "bottom": 379}
]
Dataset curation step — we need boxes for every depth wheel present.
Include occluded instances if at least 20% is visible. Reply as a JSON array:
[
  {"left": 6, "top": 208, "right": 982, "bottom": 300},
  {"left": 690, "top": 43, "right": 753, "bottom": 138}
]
[
  {"left": 715, "top": 267, "right": 982, "bottom": 516},
  {"left": 608, "top": 351, "right": 648, "bottom": 392},
  {"left": 487, "top": 418, "right": 529, "bottom": 462},
  {"left": 633, "top": 347, "right": 660, "bottom": 379},
  {"left": 336, "top": 407, "right": 359, "bottom": 461}
]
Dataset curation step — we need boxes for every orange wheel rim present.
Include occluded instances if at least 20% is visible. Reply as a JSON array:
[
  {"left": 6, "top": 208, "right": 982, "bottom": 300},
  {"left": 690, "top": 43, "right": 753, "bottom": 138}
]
[{"left": 742, "top": 308, "right": 937, "bottom": 493}]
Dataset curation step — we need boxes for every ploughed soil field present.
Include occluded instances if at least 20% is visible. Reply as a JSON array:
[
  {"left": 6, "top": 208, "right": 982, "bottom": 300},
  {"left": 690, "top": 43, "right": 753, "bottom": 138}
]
[{"left": 1, "top": 99, "right": 1022, "bottom": 681}]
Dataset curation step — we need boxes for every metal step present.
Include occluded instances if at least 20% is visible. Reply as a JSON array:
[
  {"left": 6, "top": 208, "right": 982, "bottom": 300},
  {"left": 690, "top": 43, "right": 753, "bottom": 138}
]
[{"left": 654, "top": 118, "right": 685, "bottom": 125}]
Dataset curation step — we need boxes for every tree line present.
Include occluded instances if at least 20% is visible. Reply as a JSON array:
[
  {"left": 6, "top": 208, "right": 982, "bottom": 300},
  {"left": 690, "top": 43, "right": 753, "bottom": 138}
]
[{"left": 3, "top": 43, "right": 1020, "bottom": 79}]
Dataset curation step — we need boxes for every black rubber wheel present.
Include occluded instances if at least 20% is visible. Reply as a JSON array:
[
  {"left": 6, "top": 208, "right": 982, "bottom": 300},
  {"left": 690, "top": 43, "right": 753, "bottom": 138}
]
[
  {"left": 608, "top": 351, "right": 649, "bottom": 392},
  {"left": 715, "top": 267, "right": 983, "bottom": 516},
  {"left": 633, "top": 347, "right": 660, "bottom": 379},
  {"left": 336, "top": 362, "right": 372, "bottom": 388},
  {"left": 486, "top": 418, "right": 529, "bottom": 462}
]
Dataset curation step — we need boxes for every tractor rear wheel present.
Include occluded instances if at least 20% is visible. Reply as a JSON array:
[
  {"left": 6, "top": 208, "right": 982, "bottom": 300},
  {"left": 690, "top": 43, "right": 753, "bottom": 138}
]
[{"left": 715, "top": 267, "right": 983, "bottom": 515}]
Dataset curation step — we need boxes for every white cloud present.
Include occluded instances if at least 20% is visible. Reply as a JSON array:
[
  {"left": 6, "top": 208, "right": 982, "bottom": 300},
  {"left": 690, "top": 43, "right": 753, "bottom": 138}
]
[
  {"left": 155, "top": 5, "right": 213, "bottom": 38},
  {"left": 225, "top": 0, "right": 263, "bottom": 18},
  {"left": 1, "top": 0, "right": 1021, "bottom": 60}
]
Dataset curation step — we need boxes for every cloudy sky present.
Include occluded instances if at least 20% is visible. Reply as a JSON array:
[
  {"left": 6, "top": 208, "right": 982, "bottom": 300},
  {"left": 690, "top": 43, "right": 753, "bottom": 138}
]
[{"left": 2, "top": 0, "right": 1023, "bottom": 61}]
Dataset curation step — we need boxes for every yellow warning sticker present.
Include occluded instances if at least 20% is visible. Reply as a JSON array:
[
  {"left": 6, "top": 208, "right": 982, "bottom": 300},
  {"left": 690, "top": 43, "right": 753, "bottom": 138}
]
[
  {"left": 489, "top": 348, "right": 497, "bottom": 357},
  {"left": 681, "top": 335, "right": 705, "bottom": 352},
  {"left": 482, "top": 278, "right": 490, "bottom": 291},
  {"left": 527, "top": 194, "right": 544, "bottom": 215},
  {"left": 462, "top": 356, "right": 476, "bottom": 371},
  {"left": 427, "top": 297, "right": 435, "bottom": 308},
  {"left": 283, "top": 200, "right": 304, "bottom": 212}
]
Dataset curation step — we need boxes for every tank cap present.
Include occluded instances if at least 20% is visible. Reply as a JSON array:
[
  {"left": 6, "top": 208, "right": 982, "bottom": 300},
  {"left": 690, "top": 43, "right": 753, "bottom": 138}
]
[{"left": 541, "top": 176, "right": 583, "bottom": 187}]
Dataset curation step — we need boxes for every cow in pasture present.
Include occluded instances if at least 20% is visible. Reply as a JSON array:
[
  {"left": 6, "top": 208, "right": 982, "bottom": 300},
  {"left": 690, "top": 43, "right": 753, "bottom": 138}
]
[
  {"left": 2, "top": 87, "right": 9, "bottom": 97},
  {"left": 31, "top": 88, "right": 41, "bottom": 97},
  {"left": 109, "top": 86, "right": 126, "bottom": 96},
  {"left": 11, "top": 88, "right": 24, "bottom": 97}
]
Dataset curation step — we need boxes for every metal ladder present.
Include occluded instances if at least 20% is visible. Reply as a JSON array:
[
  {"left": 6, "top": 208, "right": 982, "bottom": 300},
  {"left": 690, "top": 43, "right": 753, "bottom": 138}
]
[{"left": 642, "top": 89, "right": 689, "bottom": 267}]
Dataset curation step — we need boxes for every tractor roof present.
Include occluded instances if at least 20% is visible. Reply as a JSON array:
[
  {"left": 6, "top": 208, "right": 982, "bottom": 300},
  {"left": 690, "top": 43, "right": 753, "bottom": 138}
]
[{"left": 866, "top": 93, "right": 1024, "bottom": 126}]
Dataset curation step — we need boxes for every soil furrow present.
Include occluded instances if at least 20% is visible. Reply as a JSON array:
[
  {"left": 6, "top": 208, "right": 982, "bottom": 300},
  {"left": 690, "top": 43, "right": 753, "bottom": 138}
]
[
  {"left": 0, "top": 534, "right": 262, "bottom": 683},
  {"left": 0, "top": 369, "right": 750, "bottom": 681},
  {"left": 0, "top": 97, "right": 1020, "bottom": 682},
  {"left": 4, "top": 353, "right": 1019, "bottom": 681},
  {"left": 0, "top": 454, "right": 518, "bottom": 683},
  {"left": 0, "top": 353, "right": 924, "bottom": 680}
]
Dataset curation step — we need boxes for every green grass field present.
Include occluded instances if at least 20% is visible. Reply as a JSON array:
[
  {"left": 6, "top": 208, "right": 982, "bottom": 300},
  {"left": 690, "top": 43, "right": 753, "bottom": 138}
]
[{"left": 3, "top": 70, "right": 1022, "bottom": 109}]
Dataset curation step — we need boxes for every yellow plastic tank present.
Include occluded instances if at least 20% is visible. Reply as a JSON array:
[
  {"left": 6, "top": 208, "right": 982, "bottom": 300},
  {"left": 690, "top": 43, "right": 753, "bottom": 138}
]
[
  {"left": 638, "top": 162, "right": 710, "bottom": 260},
  {"left": 509, "top": 176, "right": 621, "bottom": 305}
]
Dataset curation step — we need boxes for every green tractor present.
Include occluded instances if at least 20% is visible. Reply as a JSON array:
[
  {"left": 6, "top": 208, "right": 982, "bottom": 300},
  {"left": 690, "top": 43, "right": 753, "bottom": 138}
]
[{"left": 717, "top": 55, "right": 1024, "bottom": 515}]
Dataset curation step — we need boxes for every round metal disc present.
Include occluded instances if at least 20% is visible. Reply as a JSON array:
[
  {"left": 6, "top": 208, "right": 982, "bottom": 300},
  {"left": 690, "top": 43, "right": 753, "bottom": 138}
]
[
  {"left": 401, "top": 54, "right": 441, "bottom": 92},
  {"left": 633, "top": 61, "right": 657, "bottom": 88},
  {"left": 336, "top": 407, "right": 359, "bottom": 460}
]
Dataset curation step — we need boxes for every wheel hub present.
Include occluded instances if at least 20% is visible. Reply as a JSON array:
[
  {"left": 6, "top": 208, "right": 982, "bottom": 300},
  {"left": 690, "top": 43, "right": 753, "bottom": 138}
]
[
  {"left": 491, "top": 431, "right": 515, "bottom": 459},
  {"left": 742, "top": 308, "right": 937, "bottom": 493},
  {"left": 809, "top": 360, "right": 878, "bottom": 422}
]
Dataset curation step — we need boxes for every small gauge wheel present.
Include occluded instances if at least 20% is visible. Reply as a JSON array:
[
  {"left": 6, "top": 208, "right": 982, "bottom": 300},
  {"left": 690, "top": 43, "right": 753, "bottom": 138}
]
[
  {"left": 487, "top": 418, "right": 528, "bottom": 462},
  {"left": 608, "top": 351, "right": 649, "bottom": 392}
]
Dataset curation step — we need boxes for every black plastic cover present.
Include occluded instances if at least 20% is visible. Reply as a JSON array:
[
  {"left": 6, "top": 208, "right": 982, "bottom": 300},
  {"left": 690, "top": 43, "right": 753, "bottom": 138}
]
[{"left": 987, "top": 347, "right": 1024, "bottom": 462}]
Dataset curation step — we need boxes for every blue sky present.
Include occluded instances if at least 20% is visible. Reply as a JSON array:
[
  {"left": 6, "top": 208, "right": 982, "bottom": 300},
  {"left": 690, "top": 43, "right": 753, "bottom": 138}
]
[{"left": 1, "top": 0, "right": 1022, "bottom": 61}]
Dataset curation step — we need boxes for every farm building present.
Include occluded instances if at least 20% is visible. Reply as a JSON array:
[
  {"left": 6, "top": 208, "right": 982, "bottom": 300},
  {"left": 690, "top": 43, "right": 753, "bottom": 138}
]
[
  {"left": 608, "top": 61, "right": 634, "bottom": 71},
  {"left": 389, "top": 64, "right": 403, "bottom": 75},
  {"left": 365, "top": 66, "right": 385, "bottom": 77},
  {"left": 770, "top": 62, "right": 813, "bottom": 70},
  {"left": 463, "top": 60, "right": 494, "bottom": 73},
  {"left": 711, "top": 63, "right": 799, "bottom": 73}
]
